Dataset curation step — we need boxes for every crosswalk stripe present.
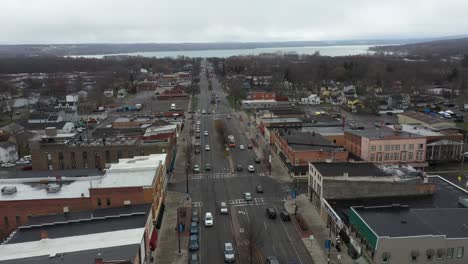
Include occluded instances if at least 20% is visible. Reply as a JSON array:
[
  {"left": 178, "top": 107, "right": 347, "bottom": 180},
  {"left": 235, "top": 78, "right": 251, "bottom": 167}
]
[{"left": 189, "top": 172, "right": 269, "bottom": 180}]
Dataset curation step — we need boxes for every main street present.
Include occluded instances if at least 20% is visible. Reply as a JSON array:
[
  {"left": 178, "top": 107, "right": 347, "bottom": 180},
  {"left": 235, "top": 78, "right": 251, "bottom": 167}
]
[{"left": 169, "top": 60, "right": 312, "bottom": 263}]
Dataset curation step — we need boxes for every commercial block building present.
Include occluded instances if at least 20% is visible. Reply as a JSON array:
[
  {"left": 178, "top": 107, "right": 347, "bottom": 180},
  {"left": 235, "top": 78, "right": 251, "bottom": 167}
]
[
  {"left": 271, "top": 129, "right": 348, "bottom": 179},
  {"left": 398, "top": 111, "right": 455, "bottom": 128},
  {"left": 0, "top": 154, "right": 167, "bottom": 241},
  {"left": 30, "top": 127, "right": 174, "bottom": 171},
  {"left": 344, "top": 128, "right": 427, "bottom": 168},
  {"left": 0, "top": 204, "right": 155, "bottom": 264}
]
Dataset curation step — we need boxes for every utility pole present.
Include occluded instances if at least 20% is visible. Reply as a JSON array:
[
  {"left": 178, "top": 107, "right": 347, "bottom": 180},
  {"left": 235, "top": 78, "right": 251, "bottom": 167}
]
[{"left": 177, "top": 208, "right": 181, "bottom": 253}]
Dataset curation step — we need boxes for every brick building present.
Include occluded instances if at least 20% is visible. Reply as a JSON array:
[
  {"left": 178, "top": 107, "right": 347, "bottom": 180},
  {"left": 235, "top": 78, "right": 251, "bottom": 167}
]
[
  {"left": 270, "top": 128, "right": 348, "bottom": 179},
  {"left": 30, "top": 128, "right": 175, "bottom": 171},
  {"left": 344, "top": 128, "right": 427, "bottom": 168},
  {"left": 0, "top": 154, "right": 167, "bottom": 240}
]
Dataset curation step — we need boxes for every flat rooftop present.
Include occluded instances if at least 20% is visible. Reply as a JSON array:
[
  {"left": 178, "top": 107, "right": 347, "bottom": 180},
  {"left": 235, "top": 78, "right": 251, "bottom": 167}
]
[
  {"left": 354, "top": 206, "right": 468, "bottom": 238},
  {"left": 312, "top": 162, "right": 389, "bottom": 177},
  {"left": 7, "top": 204, "right": 151, "bottom": 244},
  {"left": 0, "top": 228, "right": 144, "bottom": 262},
  {"left": 399, "top": 111, "right": 454, "bottom": 125},
  {"left": 301, "top": 126, "right": 344, "bottom": 136},
  {"left": 0, "top": 154, "right": 166, "bottom": 201},
  {"left": 345, "top": 127, "right": 423, "bottom": 139},
  {"left": 278, "top": 129, "right": 338, "bottom": 151},
  {"left": 330, "top": 176, "right": 468, "bottom": 221},
  {"left": 387, "top": 124, "right": 445, "bottom": 136}
]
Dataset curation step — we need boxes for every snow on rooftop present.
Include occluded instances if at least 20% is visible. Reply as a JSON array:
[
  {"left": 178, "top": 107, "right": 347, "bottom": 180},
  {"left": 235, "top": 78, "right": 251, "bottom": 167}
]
[{"left": 0, "top": 228, "right": 145, "bottom": 261}]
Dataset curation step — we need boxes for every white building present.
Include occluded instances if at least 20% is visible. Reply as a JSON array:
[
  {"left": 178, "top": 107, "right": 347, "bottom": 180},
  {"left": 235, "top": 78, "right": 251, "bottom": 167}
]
[
  {"left": 300, "top": 94, "right": 321, "bottom": 105},
  {"left": 0, "top": 141, "right": 18, "bottom": 163}
]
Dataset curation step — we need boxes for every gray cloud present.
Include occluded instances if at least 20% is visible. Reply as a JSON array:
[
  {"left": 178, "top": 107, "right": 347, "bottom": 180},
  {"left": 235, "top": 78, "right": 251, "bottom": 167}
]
[{"left": 1, "top": 0, "right": 468, "bottom": 44}]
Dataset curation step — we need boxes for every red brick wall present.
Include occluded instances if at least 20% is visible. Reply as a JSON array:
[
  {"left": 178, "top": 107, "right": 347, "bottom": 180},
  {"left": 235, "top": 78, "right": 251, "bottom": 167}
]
[
  {"left": 89, "top": 187, "right": 147, "bottom": 210},
  {"left": 344, "top": 131, "right": 362, "bottom": 157},
  {"left": 250, "top": 91, "right": 275, "bottom": 100},
  {"left": 0, "top": 197, "right": 91, "bottom": 238}
]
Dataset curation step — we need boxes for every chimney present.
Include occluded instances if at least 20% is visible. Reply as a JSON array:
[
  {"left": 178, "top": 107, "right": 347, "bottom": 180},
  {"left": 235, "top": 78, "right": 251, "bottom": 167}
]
[{"left": 40, "top": 230, "right": 48, "bottom": 240}]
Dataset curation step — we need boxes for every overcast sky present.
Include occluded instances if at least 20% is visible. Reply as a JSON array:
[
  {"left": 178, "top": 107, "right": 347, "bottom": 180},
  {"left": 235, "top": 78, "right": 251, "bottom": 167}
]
[{"left": 1, "top": 0, "right": 468, "bottom": 44}]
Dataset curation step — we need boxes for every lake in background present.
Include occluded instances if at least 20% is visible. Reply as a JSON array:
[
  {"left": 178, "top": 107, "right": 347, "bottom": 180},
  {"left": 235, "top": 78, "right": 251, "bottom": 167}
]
[{"left": 75, "top": 45, "right": 374, "bottom": 59}]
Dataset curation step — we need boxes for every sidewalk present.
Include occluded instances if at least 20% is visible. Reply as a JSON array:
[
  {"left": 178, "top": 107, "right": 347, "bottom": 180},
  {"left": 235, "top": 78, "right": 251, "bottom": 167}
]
[
  {"left": 153, "top": 191, "right": 192, "bottom": 264},
  {"left": 237, "top": 111, "right": 292, "bottom": 183},
  {"left": 285, "top": 194, "right": 356, "bottom": 264}
]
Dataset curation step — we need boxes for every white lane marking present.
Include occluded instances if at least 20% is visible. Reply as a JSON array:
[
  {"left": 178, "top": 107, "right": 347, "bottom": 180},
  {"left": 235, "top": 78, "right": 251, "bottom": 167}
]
[{"left": 264, "top": 221, "right": 268, "bottom": 231}]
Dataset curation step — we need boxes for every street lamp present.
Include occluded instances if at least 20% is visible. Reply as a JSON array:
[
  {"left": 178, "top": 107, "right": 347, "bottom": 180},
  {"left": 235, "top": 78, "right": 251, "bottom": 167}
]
[{"left": 177, "top": 208, "right": 181, "bottom": 253}]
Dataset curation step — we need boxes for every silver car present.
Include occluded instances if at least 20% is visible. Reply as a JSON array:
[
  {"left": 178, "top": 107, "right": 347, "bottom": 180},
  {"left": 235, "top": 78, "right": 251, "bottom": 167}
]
[{"left": 224, "top": 242, "right": 235, "bottom": 262}]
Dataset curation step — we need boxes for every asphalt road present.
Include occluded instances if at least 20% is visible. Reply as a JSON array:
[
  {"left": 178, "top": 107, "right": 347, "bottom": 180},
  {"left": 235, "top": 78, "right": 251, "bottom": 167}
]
[{"left": 170, "top": 60, "right": 312, "bottom": 264}]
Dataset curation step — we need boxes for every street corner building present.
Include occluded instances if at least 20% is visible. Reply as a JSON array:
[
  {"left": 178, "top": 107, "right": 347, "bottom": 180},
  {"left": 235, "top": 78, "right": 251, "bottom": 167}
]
[{"left": 0, "top": 154, "right": 169, "bottom": 263}]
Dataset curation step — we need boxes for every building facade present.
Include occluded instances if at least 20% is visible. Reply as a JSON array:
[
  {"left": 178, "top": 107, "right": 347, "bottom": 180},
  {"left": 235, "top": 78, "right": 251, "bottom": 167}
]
[{"left": 344, "top": 129, "right": 427, "bottom": 167}]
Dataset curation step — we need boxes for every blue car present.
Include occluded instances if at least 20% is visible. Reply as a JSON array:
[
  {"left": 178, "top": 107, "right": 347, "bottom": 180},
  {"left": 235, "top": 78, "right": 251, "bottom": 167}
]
[{"left": 190, "top": 221, "right": 199, "bottom": 235}]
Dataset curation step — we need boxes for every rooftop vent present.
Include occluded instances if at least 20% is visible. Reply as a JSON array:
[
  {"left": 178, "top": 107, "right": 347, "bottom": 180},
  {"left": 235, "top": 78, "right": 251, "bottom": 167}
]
[
  {"left": 1, "top": 186, "right": 17, "bottom": 195},
  {"left": 46, "top": 184, "right": 61, "bottom": 193}
]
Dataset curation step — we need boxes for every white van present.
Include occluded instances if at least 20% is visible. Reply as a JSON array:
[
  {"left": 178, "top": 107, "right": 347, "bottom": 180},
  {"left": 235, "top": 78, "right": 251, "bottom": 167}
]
[{"left": 171, "top": 103, "right": 176, "bottom": 110}]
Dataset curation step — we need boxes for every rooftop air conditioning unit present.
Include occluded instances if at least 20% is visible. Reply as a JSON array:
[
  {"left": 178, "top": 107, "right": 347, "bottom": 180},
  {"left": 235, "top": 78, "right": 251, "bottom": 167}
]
[
  {"left": 47, "top": 184, "right": 61, "bottom": 193},
  {"left": 1, "top": 186, "right": 17, "bottom": 195}
]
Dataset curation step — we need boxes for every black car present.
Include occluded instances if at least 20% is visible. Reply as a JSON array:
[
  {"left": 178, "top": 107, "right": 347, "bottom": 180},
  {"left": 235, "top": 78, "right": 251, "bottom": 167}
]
[
  {"left": 266, "top": 207, "right": 277, "bottom": 219},
  {"left": 280, "top": 211, "right": 290, "bottom": 221},
  {"left": 189, "top": 235, "right": 199, "bottom": 251},
  {"left": 236, "top": 164, "right": 243, "bottom": 171},
  {"left": 256, "top": 185, "right": 264, "bottom": 193},
  {"left": 266, "top": 256, "right": 280, "bottom": 264},
  {"left": 205, "top": 163, "right": 212, "bottom": 171},
  {"left": 254, "top": 157, "right": 261, "bottom": 164}
]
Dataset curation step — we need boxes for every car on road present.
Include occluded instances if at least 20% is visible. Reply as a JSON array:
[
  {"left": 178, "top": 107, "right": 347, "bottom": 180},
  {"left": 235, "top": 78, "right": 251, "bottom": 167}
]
[
  {"left": 15, "top": 159, "right": 30, "bottom": 165},
  {"left": 1, "top": 163, "right": 15, "bottom": 168},
  {"left": 196, "top": 128, "right": 200, "bottom": 133},
  {"left": 196, "top": 121, "right": 201, "bottom": 125},
  {"left": 254, "top": 157, "right": 261, "bottom": 164},
  {"left": 236, "top": 164, "right": 243, "bottom": 171},
  {"left": 189, "top": 253, "right": 199, "bottom": 264},
  {"left": 204, "top": 131, "right": 208, "bottom": 136},
  {"left": 266, "top": 256, "right": 280, "bottom": 264},
  {"left": 244, "top": 192, "right": 252, "bottom": 201},
  {"left": 190, "top": 222, "right": 199, "bottom": 234},
  {"left": 205, "top": 145, "right": 210, "bottom": 151},
  {"left": 191, "top": 211, "right": 199, "bottom": 223},
  {"left": 224, "top": 242, "right": 236, "bottom": 263},
  {"left": 280, "top": 211, "right": 291, "bottom": 221},
  {"left": 204, "top": 212, "right": 214, "bottom": 227},
  {"left": 266, "top": 207, "right": 277, "bottom": 219},
  {"left": 227, "top": 114, "right": 231, "bottom": 119},
  {"left": 220, "top": 202, "right": 228, "bottom": 214},
  {"left": 248, "top": 165, "right": 255, "bottom": 172},
  {"left": 202, "top": 109, "right": 206, "bottom": 114},
  {"left": 239, "top": 144, "right": 245, "bottom": 150},
  {"left": 195, "top": 132, "right": 200, "bottom": 138},
  {"left": 247, "top": 143, "right": 253, "bottom": 149},
  {"left": 205, "top": 163, "right": 212, "bottom": 171},
  {"left": 256, "top": 185, "right": 264, "bottom": 193},
  {"left": 193, "top": 165, "right": 200, "bottom": 173},
  {"left": 189, "top": 235, "right": 199, "bottom": 251}
]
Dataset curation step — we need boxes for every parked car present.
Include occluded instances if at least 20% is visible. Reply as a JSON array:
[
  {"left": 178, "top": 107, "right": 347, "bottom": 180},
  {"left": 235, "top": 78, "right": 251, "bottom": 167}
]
[
  {"left": 193, "top": 165, "right": 200, "bottom": 173},
  {"left": 205, "top": 212, "right": 214, "bottom": 227},
  {"left": 248, "top": 165, "right": 255, "bottom": 172},
  {"left": 190, "top": 222, "right": 199, "bottom": 235},
  {"left": 239, "top": 144, "right": 245, "bottom": 150},
  {"left": 227, "top": 114, "right": 231, "bottom": 119},
  {"left": 236, "top": 164, "right": 243, "bottom": 171},
  {"left": 266, "top": 207, "right": 277, "bottom": 219},
  {"left": 204, "top": 131, "right": 209, "bottom": 136},
  {"left": 254, "top": 157, "right": 261, "bottom": 163},
  {"left": 205, "top": 145, "right": 210, "bottom": 151},
  {"left": 256, "top": 185, "right": 264, "bottom": 193},
  {"left": 21, "top": 165, "right": 32, "bottom": 171},
  {"left": 247, "top": 143, "right": 253, "bottom": 149},
  {"left": 205, "top": 163, "right": 212, "bottom": 171},
  {"left": 189, "top": 235, "right": 199, "bottom": 251},
  {"left": 244, "top": 192, "right": 252, "bottom": 201},
  {"left": 266, "top": 256, "right": 280, "bottom": 264},
  {"left": 220, "top": 202, "right": 228, "bottom": 214},
  {"left": 191, "top": 211, "right": 199, "bottom": 223},
  {"left": 280, "top": 211, "right": 291, "bottom": 221},
  {"left": 202, "top": 109, "right": 206, "bottom": 114},
  {"left": 1, "top": 163, "right": 15, "bottom": 168},
  {"left": 196, "top": 121, "right": 201, "bottom": 125},
  {"left": 15, "top": 159, "right": 29, "bottom": 165},
  {"left": 224, "top": 242, "right": 236, "bottom": 263},
  {"left": 189, "top": 253, "right": 199, "bottom": 264}
]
